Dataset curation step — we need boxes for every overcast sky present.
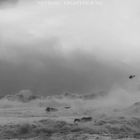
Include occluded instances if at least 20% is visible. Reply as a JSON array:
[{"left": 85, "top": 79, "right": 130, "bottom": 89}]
[{"left": 0, "top": 0, "right": 139, "bottom": 95}]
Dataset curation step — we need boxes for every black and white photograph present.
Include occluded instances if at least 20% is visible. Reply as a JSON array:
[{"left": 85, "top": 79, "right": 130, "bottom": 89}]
[{"left": 0, "top": 0, "right": 140, "bottom": 139}]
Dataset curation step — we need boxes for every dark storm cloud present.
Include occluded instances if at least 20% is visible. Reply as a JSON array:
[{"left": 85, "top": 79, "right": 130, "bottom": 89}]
[{"left": 0, "top": 38, "right": 130, "bottom": 95}]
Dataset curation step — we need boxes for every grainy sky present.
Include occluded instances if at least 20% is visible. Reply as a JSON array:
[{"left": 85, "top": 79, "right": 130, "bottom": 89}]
[{"left": 0, "top": 0, "right": 139, "bottom": 95}]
